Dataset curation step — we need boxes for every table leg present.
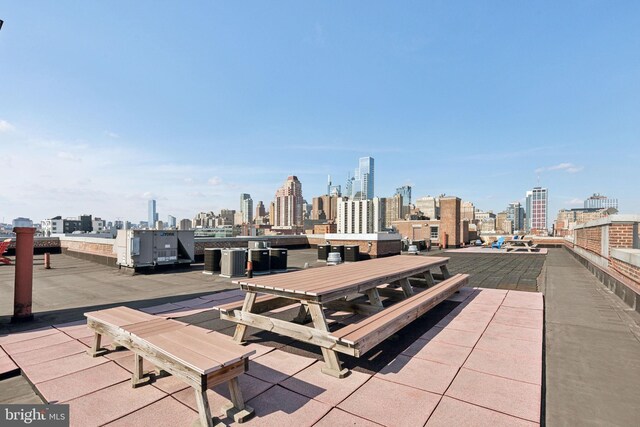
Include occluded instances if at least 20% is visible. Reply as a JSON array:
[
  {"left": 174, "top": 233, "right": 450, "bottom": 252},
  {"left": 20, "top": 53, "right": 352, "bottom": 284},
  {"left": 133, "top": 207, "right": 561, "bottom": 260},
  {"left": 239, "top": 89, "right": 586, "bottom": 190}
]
[
  {"left": 423, "top": 271, "right": 436, "bottom": 287},
  {"left": 440, "top": 265, "right": 451, "bottom": 279},
  {"left": 399, "top": 278, "right": 414, "bottom": 297},
  {"left": 233, "top": 292, "right": 257, "bottom": 343},
  {"left": 305, "top": 302, "right": 349, "bottom": 378},
  {"left": 365, "top": 288, "right": 384, "bottom": 308}
]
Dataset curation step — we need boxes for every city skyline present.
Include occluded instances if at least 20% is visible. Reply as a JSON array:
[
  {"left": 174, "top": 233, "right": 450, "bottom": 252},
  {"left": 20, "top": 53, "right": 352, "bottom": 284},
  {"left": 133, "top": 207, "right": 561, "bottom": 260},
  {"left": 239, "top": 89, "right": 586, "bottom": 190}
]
[{"left": 1, "top": 2, "right": 638, "bottom": 222}]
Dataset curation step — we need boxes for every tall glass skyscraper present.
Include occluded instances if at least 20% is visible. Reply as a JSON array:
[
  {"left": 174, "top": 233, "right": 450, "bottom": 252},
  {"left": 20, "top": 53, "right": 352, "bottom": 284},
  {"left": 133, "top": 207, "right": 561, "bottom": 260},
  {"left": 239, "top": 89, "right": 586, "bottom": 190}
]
[
  {"left": 346, "top": 157, "right": 375, "bottom": 200},
  {"left": 148, "top": 199, "right": 157, "bottom": 228}
]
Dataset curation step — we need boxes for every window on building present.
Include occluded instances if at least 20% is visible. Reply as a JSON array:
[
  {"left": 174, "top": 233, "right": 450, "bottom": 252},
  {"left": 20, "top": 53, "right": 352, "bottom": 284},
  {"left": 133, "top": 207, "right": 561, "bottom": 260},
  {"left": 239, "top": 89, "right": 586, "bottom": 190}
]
[{"left": 430, "top": 226, "right": 439, "bottom": 240}]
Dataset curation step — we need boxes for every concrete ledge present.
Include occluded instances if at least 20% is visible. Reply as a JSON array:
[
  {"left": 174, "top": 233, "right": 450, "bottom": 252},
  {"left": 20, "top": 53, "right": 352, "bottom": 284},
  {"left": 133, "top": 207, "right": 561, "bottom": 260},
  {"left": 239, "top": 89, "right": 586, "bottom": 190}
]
[
  {"left": 325, "top": 233, "right": 401, "bottom": 241},
  {"left": 611, "top": 248, "right": 640, "bottom": 267},
  {"left": 565, "top": 246, "right": 640, "bottom": 313},
  {"left": 573, "top": 214, "right": 640, "bottom": 229}
]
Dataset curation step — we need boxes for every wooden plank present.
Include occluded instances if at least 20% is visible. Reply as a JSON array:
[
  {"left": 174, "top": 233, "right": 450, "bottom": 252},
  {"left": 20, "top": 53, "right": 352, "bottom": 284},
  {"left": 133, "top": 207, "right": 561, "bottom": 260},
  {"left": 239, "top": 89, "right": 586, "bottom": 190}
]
[
  {"left": 365, "top": 288, "right": 384, "bottom": 308},
  {"left": 323, "top": 299, "right": 385, "bottom": 315},
  {"left": 331, "top": 274, "right": 468, "bottom": 340},
  {"left": 336, "top": 275, "right": 468, "bottom": 354},
  {"left": 234, "top": 256, "right": 449, "bottom": 298},
  {"left": 205, "top": 359, "right": 246, "bottom": 388},
  {"left": 168, "top": 328, "right": 254, "bottom": 366},
  {"left": 143, "top": 333, "right": 223, "bottom": 375},
  {"left": 125, "top": 319, "right": 188, "bottom": 338},
  {"left": 216, "top": 295, "right": 295, "bottom": 315},
  {"left": 232, "top": 292, "right": 257, "bottom": 342}
]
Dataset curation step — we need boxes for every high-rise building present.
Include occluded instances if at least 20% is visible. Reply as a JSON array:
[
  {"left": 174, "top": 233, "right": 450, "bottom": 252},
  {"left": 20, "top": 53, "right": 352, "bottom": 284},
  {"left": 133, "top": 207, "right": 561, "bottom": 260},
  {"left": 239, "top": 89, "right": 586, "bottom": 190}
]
[
  {"left": 507, "top": 202, "right": 525, "bottom": 232},
  {"left": 240, "top": 193, "right": 253, "bottom": 224},
  {"left": 311, "top": 195, "right": 340, "bottom": 221},
  {"left": 178, "top": 219, "right": 192, "bottom": 230},
  {"left": 255, "top": 201, "right": 266, "bottom": 219},
  {"left": 584, "top": 193, "right": 618, "bottom": 210},
  {"left": 395, "top": 186, "right": 412, "bottom": 218},
  {"left": 167, "top": 215, "right": 176, "bottom": 228},
  {"left": 148, "top": 200, "right": 157, "bottom": 228},
  {"left": 336, "top": 197, "right": 380, "bottom": 233},
  {"left": 461, "top": 201, "right": 475, "bottom": 222},
  {"left": 416, "top": 196, "right": 439, "bottom": 219},
  {"left": 273, "top": 176, "right": 304, "bottom": 227},
  {"left": 528, "top": 187, "right": 548, "bottom": 234},
  {"left": 345, "top": 157, "right": 375, "bottom": 200},
  {"left": 377, "top": 194, "right": 403, "bottom": 229}
]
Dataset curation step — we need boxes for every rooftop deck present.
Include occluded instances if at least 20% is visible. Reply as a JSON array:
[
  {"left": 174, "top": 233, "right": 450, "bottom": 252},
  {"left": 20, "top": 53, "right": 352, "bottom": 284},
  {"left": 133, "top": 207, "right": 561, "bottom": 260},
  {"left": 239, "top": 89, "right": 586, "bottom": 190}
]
[{"left": 0, "top": 248, "right": 639, "bottom": 426}]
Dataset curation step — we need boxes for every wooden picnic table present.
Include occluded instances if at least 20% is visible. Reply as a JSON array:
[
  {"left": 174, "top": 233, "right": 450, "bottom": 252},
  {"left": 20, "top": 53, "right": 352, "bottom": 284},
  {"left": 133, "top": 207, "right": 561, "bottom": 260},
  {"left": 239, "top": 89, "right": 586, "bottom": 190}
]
[
  {"left": 220, "top": 255, "right": 453, "bottom": 378},
  {"left": 504, "top": 239, "right": 537, "bottom": 252}
]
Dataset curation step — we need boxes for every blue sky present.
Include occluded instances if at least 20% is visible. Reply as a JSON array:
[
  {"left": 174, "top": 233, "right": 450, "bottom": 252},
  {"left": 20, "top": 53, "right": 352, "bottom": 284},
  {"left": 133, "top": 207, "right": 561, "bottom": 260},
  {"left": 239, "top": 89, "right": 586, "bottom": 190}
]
[{"left": 1, "top": 1, "right": 638, "bottom": 224}]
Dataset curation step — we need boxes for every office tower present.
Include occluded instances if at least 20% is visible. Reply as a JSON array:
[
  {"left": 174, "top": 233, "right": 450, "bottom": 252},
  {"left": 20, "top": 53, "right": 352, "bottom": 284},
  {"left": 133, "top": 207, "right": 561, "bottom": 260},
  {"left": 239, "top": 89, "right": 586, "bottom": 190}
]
[
  {"left": 167, "top": 215, "right": 176, "bottom": 228},
  {"left": 178, "top": 219, "right": 192, "bottom": 230},
  {"left": 273, "top": 176, "right": 304, "bottom": 227},
  {"left": 461, "top": 201, "right": 475, "bottom": 222},
  {"left": 525, "top": 191, "right": 533, "bottom": 232},
  {"left": 240, "top": 193, "right": 253, "bottom": 224},
  {"left": 148, "top": 200, "right": 157, "bottom": 228},
  {"left": 345, "top": 156, "right": 375, "bottom": 200},
  {"left": 395, "top": 186, "right": 412, "bottom": 206},
  {"left": 416, "top": 196, "right": 439, "bottom": 219},
  {"left": 584, "top": 193, "right": 618, "bottom": 210},
  {"left": 255, "top": 201, "right": 266, "bottom": 219},
  {"left": 337, "top": 197, "right": 380, "bottom": 233},
  {"left": 529, "top": 187, "right": 548, "bottom": 234},
  {"left": 507, "top": 202, "right": 525, "bottom": 232},
  {"left": 312, "top": 195, "right": 339, "bottom": 221},
  {"left": 377, "top": 194, "right": 403, "bottom": 229}
]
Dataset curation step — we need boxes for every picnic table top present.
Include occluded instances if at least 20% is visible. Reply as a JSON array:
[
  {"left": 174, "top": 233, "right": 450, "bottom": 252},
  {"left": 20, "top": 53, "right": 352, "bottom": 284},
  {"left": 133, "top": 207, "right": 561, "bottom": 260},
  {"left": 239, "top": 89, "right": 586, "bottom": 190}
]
[
  {"left": 506, "top": 239, "right": 533, "bottom": 244},
  {"left": 232, "top": 255, "right": 449, "bottom": 301}
]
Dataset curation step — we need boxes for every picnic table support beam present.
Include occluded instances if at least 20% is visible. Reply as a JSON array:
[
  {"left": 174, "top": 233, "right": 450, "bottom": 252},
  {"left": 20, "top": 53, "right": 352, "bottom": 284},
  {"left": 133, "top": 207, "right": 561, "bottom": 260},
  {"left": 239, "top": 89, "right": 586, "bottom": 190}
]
[
  {"left": 399, "top": 278, "right": 414, "bottom": 297},
  {"left": 365, "top": 288, "right": 384, "bottom": 308},
  {"left": 440, "top": 265, "right": 451, "bottom": 279},
  {"left": 293, "top": 303, "right": 311, "bottom": 324},
  {"left": 306, "top": 302, "right": 349, "bottom": 378},
  {"left": 233, "top": 292, "right": 257, "bottom": 343}
]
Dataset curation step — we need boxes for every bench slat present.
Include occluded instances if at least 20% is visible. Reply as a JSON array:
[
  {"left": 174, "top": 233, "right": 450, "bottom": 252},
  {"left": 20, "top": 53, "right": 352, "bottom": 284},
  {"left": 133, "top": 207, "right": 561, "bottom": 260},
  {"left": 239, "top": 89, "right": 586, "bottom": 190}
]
[
  {"left": 330, "top": 275, "right": 462, "bottom": 340},
  {"left": 125, "top": 318, "right": 188, "bottom": 338},
  {"left": 143, "top": 333, "right": 223, "bottom": 375},
  {"left": 169, "top": 328, "right": 254, "bottom": 366},
  {"left": 85, "top": 307, "right": 156, "bottom": 327},
  {"left": 330, "top": 274, "right": 469, "bottom": 351}
]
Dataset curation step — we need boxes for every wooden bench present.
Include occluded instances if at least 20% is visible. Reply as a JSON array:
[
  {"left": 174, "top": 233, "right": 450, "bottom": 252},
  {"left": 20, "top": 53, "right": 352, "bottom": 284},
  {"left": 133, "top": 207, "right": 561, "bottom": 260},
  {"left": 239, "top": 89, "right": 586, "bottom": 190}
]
[
  {"left": 85, "top": 306, "right": 255, "bottom": 426},
  {"left": 329, "top": 274, "right": 469, "bottom": 357}
]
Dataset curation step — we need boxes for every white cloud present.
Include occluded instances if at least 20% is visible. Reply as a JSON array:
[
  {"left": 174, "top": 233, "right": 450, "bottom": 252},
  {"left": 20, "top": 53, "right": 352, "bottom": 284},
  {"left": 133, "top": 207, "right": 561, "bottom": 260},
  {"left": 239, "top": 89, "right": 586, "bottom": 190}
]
[
  {"left": 0, "top": 120, "right": 15, "bottom": 133},
  {"left": 208, "top": 176, "right": 223, "bottom": 186},
  {"left": 104, "top": 130, "right": 119, "bottom": 139},
  {"left": 536, "top": 162, "right": 584, "bottom": 174},
  {"left": 567, "top": 198, "right": 583, "bottom": 206}
]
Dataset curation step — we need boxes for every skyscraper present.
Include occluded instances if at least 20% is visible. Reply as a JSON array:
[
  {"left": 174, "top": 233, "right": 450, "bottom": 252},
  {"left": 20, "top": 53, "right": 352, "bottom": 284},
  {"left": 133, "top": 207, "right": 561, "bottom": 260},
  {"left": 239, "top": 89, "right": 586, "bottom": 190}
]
[
  {"left": 273, "top": 176, "right": 304, "bottom": 227},
  {"left": 240, "top": 193, "right": 253, "bottom": 224},
  {"left": 167, "top": 215, "right": 176, "bottom": 228},
  {"left": 507, "top": 202, "right": 525, "bottom": 232},
  {"left": 345, "top": 156, "right": 375, "bottom": 200},
  {"left": 395, "top": 186, "right": 412, "bottom": 206},
  {"left": 147, "top": 199, "right": 157, "bottom": 228},
  {"left": 529, "top": 187, "right": 548, "bottom": 234}
]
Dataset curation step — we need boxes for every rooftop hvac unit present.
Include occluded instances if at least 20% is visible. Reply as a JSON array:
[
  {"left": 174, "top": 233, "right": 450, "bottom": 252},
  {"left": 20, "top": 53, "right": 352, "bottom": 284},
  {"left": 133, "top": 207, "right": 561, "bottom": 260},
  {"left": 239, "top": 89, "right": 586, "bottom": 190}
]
[
  {"left": 249, "top": 249, "right": 270, "bottom": 275},
  {"left": 269, "top": 248, "right": 288, "bottom": 273},
  {"left": 330, "top": 245, "right": 345, "bottom": 261},
  {"left": 203, "top": 248, "right": 222, "bottom": 274},
  {"left": 317, "top": 244, "right": 329, "bottom": 261},
  {"left": 115, "top": 229, "right": 194, "bottom": 271},
  {"left": 411, "top": 239, "right": 426, "bottom": 251},
  {"left": 220, "top": 249, "right": 246, "bottom": 278},
  {"left": 344, "top": 245, "right": 360, "bottom": 262}
]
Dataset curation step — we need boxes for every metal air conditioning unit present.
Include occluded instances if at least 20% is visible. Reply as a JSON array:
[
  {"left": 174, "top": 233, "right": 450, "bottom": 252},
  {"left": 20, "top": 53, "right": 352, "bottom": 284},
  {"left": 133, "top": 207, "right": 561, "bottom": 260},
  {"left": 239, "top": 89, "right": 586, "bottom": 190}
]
[
  {"left": 203, "top": 248, "right": 222, "bottom": 274},
  {"left": 220, "top": 249, "right": 247, "bottom": 278},
  {"left": 115, "top": 229, "right": 194, "bottom": 271},
  {"left": 269, "top": 248, "right": 288, "bottom": 273},
  {"left": 249, "top": 249, "right": 270, "bottom": 275}
]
